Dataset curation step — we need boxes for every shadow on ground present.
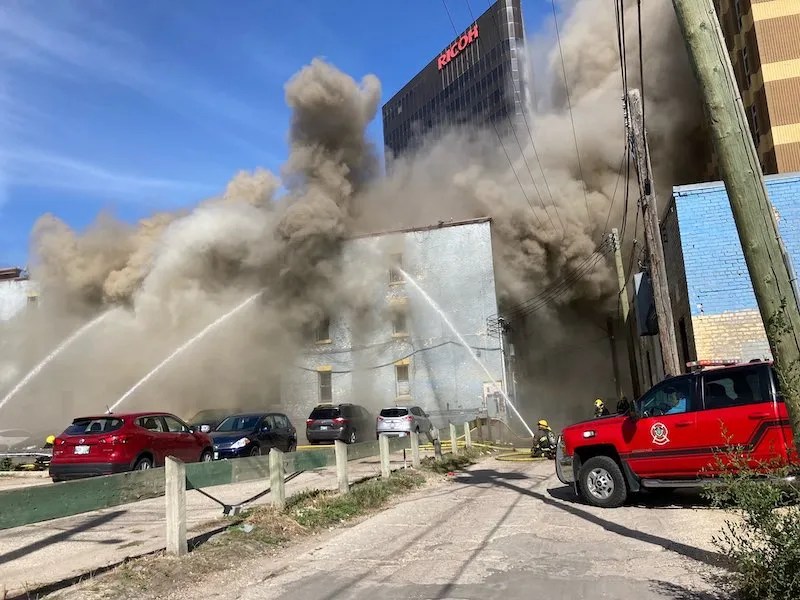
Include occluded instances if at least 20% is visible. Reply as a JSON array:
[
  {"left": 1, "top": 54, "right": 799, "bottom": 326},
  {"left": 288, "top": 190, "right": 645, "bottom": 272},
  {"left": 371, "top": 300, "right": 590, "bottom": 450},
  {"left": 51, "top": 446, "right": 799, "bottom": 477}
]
[
  {"left": 546, "top": 483, "right": 715, "bottom": 510},
  {"left": 453, "top": 469, "right": 728, "bottom": 568}
]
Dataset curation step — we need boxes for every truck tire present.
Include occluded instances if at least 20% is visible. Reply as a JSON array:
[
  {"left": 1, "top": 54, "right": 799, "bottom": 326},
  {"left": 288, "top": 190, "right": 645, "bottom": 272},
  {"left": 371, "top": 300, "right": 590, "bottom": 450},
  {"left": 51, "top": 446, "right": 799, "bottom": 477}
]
[{"left": 578, "top": 456, "right": 628, "bottom": 508}]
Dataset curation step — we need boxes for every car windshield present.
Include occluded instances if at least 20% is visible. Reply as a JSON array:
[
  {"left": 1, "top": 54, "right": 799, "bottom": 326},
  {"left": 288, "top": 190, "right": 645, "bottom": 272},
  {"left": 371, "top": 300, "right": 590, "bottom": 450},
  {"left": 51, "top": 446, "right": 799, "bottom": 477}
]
[
  {"left": 216, "top": 416, "right": 261, "bottom": 432},
  {"left": 380, "top": 408, "right": 409, "bottom": 418},
  {"left": 309, "top": 407, "right": 340, "bottom": 420},
  {"left": 189, "top": 410, "right": 229, "bottom": 424},
  {"left": 65, "top": 418, "right": 123, "bottom": 435}
]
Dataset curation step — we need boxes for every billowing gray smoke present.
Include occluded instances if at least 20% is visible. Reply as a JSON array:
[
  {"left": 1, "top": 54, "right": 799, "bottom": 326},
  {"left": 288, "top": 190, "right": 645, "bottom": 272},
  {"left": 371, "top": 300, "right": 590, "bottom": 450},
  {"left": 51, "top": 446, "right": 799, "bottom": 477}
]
[{"left": 0, "top": 0, "right": 706, "bottom": 433}]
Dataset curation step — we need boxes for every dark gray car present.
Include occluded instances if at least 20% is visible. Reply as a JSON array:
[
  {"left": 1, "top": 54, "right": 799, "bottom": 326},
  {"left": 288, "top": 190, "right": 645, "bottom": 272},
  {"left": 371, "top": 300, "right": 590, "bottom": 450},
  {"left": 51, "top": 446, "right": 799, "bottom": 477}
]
[{"left": 306, "top": 403, "right": 374, "bottom": 444}]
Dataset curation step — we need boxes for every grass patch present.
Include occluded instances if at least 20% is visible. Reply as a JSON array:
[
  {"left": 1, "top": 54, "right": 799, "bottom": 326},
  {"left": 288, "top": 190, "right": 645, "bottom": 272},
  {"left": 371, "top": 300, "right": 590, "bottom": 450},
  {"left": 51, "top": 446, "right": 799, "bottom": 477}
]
[
  {"left": 53, "top": 470, "right": 429, "bottom": 599},
  {"left": 420, "top": 447, "right": 482, "bottom": 474},
  {"left": 286, "top": 470, "right": 425, "bottom": 528}
]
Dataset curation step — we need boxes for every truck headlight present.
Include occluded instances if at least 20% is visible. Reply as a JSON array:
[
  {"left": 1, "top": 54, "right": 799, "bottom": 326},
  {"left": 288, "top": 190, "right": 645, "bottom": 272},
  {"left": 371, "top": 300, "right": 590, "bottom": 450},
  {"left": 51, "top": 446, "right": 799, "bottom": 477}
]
[
  {"left": 583, "top": 430, "right": 596, "bottom": 439},
  {"left": 231, "top": 437, "right": 250, "bottom": 449}
]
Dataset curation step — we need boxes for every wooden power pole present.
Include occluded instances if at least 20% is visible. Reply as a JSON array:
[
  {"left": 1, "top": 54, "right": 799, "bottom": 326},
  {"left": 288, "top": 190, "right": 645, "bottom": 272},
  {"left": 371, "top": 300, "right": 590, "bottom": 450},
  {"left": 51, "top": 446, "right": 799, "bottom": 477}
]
[
  {"left": 612, "top": 228, "right": 641, "bottom": 397},
  {"left": 672, "top": 0, "right": 800, "bottom": 455},
  {"left": 627, "top": 89, "right": 682, "bottom": 378}
]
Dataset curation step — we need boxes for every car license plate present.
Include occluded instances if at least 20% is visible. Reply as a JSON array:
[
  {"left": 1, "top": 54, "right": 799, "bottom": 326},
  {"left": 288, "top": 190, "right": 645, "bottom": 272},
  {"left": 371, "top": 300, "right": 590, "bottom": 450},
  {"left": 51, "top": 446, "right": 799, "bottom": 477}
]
[
  {"left": 320, "top": 425, "right": 329, "bottom": 430},
  {"left": 74, "top": 445, "right": 90, "bottom": 455},
  {"left": 213, "top": 452, "right": 219, "bottom": 460}
]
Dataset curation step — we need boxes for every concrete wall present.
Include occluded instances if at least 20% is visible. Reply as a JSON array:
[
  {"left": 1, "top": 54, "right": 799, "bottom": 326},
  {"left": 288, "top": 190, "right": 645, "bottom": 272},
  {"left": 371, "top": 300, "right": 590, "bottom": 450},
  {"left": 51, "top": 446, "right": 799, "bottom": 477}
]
[
  {"left": 0, "top": 279, "right": 36, "bottom": 321},
  {"left": 668, "top": 172, "right": 800, "bottom": 362},
  {"left": 280, "top": 220, "right": 504, "bottom": 429}
]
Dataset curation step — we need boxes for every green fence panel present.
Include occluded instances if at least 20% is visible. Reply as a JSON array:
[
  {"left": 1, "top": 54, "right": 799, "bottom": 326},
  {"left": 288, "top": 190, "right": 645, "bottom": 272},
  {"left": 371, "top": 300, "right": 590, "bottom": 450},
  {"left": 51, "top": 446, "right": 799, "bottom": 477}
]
[
  {"left": 287, "top": 448, "right": 334, "bottom": 472},
  {"left": 0, "top": 468, "right": 165, "bottom": 530},
  {"left": 346, "top": 440, "right": 380, "bottom": 462}
]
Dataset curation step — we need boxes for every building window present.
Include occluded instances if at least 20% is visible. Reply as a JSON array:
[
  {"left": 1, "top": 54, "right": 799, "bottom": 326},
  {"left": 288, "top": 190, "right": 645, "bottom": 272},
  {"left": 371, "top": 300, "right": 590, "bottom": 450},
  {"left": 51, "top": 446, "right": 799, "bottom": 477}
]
[
  {"left": 741, "top": 46, "right": 751, "bottom": 86},
  {"left": 389, "top": 254, "right": 404, "bottom": 284},
  {"left": 314, "top": 317, "right": 331, "bottom": 343},
  {"left": 392, "top": 309, "right": 408, "bottom": 336},
  {"left": 734, "top": 0, "right": 743, "bottom": 27},
  {"left": 395, "top": 364, "right": 410, "bottom": 397},
  {"left": 27, "top": 295, "right": 38, "bottom": 305},
  {"left": 318, "top": 371, "right": 332, "bottom": 402},
  {"left": 750, "top": 105, "right": 760, "bottom": 146}
]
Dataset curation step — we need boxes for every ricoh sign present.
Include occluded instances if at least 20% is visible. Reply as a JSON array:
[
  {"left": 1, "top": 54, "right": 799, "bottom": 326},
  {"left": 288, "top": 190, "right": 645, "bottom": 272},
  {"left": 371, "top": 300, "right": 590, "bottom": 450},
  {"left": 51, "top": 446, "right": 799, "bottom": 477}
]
[{"left": 437, "top": 24, "right": 479, "bottom": 70}]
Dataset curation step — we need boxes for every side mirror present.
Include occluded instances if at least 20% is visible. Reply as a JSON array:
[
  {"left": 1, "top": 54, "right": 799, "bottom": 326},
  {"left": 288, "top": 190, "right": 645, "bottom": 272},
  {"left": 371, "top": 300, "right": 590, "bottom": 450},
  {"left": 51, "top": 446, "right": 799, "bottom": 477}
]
[{"left": 261, "top": 425, "right": 271, "bottom": 433}]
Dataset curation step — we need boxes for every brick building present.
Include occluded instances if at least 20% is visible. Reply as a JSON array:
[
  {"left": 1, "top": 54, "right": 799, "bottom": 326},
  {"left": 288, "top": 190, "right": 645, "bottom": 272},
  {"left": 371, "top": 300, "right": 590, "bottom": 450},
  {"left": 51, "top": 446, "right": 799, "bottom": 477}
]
[
  {"left": 662, "top": 172, "right": 800, "bottom": 365},
  {"left": 712, "top": 0, "right": 800, "bottom": 173}
]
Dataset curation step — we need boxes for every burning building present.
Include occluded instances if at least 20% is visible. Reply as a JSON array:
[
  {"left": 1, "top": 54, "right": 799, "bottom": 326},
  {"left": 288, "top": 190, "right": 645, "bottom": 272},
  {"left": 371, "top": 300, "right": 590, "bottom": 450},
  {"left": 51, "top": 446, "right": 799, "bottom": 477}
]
[{"left": 281, "top": 218, "right": 510, "bottom": 429}]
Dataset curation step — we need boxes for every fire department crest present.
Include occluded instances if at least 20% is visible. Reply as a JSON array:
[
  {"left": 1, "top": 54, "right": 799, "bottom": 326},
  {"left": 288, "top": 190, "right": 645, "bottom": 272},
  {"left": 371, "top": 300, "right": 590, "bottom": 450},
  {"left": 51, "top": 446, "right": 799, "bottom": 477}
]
[{"left": 650, "top": 422, "right": 670, "bottom": 446}]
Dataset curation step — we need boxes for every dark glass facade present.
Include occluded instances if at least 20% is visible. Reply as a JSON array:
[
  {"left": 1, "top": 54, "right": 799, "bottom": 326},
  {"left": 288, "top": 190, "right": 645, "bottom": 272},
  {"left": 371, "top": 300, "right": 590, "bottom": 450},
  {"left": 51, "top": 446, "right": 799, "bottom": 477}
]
[{"left": 382, "top": 0, "right": 525, "bottom": 160}]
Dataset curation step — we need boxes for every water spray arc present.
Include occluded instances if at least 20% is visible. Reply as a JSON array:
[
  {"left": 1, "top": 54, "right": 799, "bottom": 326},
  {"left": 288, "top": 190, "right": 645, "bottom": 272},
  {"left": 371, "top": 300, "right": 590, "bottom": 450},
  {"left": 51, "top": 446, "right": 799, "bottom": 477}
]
[
  {"left": 107, "top": 290, "right": 263, "bottom": 413},
  {"left": 0, "top": 311, "right": 113, "bottom": 414},
  {"left": 398, "top": 269, "right": 535, "bottom": 438}
]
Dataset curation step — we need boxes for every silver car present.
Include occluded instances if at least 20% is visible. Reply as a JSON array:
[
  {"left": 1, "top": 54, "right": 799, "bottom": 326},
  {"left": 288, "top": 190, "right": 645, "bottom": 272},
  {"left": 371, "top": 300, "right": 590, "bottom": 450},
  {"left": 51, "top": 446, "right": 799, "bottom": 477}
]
[{"left": 376, "top": 406, "right": 433, "bottom": 439}]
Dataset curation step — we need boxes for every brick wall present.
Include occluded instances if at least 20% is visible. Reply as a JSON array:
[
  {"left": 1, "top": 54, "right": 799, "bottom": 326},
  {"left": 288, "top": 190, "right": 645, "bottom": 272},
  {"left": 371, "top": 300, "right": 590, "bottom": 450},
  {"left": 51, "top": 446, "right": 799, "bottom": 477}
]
[{"left": 669, "top": 172, "right": 800, "bottom": 361}]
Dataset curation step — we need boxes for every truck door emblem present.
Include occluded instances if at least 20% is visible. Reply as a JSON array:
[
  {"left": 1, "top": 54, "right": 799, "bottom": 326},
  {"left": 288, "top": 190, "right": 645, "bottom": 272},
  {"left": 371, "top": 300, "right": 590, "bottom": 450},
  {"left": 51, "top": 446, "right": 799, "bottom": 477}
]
[{"left": 650, "top": 423, "right": 670, "bottom": 446}]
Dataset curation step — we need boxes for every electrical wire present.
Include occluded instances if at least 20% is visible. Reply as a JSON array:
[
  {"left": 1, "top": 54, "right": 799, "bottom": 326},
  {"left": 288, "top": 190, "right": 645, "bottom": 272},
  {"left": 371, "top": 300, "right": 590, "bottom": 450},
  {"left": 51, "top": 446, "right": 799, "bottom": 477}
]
[
  {"left": 498, "top": 238, "right": 612, "bottom": 317},
  {"left": 295, "top": 340, "right": 501, "bottom": 374},
  {"left": 438, "top": 0, "right": 550, "bottom": 233},
  {"left": 636, "top": 0, "right": 649, "bottom": 172},
  {"left": 477, "top": 0, "right": 567, "bottom": 237},
  {"left": 550, "top": 0, "right": 592, "bottom": 227}
]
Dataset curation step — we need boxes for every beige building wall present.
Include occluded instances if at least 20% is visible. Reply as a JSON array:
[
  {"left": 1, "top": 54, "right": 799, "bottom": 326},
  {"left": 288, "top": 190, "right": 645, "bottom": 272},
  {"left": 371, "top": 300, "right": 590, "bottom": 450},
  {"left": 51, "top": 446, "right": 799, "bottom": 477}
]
[{"left": 714, "top": 0, "right": 800, "bottom": 174}]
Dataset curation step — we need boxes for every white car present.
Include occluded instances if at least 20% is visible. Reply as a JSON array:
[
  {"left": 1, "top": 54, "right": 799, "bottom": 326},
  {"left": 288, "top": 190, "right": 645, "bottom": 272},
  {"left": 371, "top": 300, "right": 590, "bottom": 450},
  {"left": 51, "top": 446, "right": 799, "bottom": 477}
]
[{"left": 376, "top": 406, "right": 434, "bottom": 439}]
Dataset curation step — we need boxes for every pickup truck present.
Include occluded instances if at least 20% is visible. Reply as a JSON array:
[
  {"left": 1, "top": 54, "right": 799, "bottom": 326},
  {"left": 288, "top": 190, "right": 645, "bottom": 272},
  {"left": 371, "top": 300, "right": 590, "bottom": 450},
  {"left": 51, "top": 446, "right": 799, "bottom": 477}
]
[{"left": 556, "top": 360, "right": 795, "bottom": 508}]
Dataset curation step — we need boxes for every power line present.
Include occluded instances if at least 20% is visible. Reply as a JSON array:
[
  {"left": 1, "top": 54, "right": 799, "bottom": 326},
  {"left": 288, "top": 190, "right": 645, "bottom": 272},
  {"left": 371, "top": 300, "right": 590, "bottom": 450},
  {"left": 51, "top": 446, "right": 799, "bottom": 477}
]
[
  {"left": 295, "top": 340, "right": 501, "bottom": 374},
  {"left": 438, "top": 0, "right": 550, "bottom": 233},
  {"left": 550, "top": 0, "right": 592, "bottom": 228},
  {"left": 477, "top": 0, "right": 567, "bottom": 236},
  {"left": 636, "top": 0, "right": 648, "bottom": 171}
]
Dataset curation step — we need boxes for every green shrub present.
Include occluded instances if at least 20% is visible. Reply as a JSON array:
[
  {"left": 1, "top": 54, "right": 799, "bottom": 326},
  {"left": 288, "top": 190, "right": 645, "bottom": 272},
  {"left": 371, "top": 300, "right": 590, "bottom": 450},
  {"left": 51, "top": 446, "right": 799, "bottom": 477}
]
[{"left": 703, "top": 450, "right": 800, "bottom": 599}]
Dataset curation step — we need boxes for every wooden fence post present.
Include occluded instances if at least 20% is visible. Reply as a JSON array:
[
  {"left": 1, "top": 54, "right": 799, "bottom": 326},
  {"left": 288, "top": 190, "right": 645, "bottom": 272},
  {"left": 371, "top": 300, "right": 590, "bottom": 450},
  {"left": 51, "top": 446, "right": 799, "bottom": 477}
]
[
  {"left": 165, "top": 456, "right": 187, "bottom": 557},
  {"left": 410, "top": 430, "right": 421, "bottom": 468},
  {"left": 450, "top": 423, "right": 459, "bottom": 455},
  {"left": 379, "top": 434, "right": 391, "bottom": 479},
  {"left": 464, "top": 422, "right": 473, "bottom": 449},
  {"left": 269, "top": 448, "right": 285, "bottom": 509},
  {"left": 334, "top": 440, "right": 349, "bottom": 494}
]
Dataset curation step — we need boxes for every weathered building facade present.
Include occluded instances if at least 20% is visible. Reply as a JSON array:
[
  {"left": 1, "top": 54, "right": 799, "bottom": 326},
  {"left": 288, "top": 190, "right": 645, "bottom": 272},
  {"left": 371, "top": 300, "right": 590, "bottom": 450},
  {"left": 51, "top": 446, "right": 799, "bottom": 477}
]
[
  {"left": 280, "top": 218, "right": 506, "bottom": 428},
  {"left": 663, "top": 172, "right": 800, "bottom": 364}
]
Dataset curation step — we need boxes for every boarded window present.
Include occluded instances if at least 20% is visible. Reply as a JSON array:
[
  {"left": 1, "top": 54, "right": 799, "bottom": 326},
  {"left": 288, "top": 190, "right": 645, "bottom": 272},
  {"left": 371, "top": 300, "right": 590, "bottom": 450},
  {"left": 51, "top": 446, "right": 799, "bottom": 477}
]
[
  {"left": 319, "top": 372, "right": 332, "bottom": 402},
  {"left": 396, "top": 365, "right": 410, "bottom": 396}
]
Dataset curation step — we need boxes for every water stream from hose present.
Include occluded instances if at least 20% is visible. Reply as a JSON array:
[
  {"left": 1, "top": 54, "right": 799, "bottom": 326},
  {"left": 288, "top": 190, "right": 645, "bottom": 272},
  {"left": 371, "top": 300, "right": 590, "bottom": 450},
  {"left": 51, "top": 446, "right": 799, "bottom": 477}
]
[
  {"left": 108, "top": 290, "right": 263, "bottom": 413},
  {"left": 0, "top": 310, "right": 113, "bottom": 414},
  {"left": 398, "top": 269, "right": 534, "bottom": 438}
]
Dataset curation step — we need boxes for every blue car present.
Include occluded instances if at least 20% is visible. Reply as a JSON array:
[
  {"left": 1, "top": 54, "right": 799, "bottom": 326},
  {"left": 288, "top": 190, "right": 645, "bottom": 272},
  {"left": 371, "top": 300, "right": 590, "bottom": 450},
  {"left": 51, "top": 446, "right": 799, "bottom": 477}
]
[{"left": 210, "top": 413, "right": 297, "bottom": 459}]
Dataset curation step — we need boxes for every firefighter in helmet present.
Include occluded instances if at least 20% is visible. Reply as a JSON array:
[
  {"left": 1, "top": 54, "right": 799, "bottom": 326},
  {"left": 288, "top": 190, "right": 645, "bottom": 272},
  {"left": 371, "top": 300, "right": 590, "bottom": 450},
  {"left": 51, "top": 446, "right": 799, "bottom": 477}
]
[
  {"left": 594, "top": 398, "right": 610, "bottom": 418},
  {"left": 532, "top": 419, "right": 557, "bottom": 458}
]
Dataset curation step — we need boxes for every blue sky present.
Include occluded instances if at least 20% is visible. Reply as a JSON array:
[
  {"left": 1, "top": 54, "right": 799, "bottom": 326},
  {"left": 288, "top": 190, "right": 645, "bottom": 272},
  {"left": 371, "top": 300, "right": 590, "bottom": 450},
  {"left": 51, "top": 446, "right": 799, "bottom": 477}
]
[{"left": 0, "top": 0, "right": 554, "bottom": 267}]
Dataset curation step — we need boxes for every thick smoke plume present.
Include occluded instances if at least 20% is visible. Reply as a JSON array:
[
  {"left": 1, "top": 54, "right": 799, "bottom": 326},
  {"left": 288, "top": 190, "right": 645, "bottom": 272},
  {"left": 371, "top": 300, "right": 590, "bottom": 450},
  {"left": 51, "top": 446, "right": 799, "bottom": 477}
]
[{"left": 1, "top": 0, "right": 706, "bottom": 434}]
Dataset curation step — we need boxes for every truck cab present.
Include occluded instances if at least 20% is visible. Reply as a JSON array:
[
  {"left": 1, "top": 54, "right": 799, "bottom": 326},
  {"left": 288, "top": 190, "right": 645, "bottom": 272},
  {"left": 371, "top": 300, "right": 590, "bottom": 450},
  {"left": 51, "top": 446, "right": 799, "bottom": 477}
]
[{"left": 557, "top": 360, "right": 794, "bottom": 507}]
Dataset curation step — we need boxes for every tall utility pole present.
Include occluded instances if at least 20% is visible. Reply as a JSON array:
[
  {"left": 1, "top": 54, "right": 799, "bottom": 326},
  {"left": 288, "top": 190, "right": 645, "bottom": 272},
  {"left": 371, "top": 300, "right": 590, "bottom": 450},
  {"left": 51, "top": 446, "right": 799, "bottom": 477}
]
[
  {"left": 612, "top": 228, "right": 641, "bottom": 397},
  {"left": 627, "top": 89, "right": 682, "bottom": 378},
  {"left": 672, "top": 0, "right": 800, "bottom": 455}
]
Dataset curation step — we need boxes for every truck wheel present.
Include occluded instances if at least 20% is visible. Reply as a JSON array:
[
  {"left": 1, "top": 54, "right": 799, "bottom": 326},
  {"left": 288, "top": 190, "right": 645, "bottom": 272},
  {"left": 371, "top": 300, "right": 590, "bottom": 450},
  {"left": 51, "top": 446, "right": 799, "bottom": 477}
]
[{"left": 578, "top": 456, "right": 628, "bottom": 508}]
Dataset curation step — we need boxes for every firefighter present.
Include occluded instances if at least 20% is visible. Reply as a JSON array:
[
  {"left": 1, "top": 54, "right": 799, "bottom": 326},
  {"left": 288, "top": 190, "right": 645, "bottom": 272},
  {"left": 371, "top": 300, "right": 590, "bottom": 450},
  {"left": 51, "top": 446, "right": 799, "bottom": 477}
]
[
  {"left": 616, "top": 396, "right": 631, "bottom": 415},
  {"left": 44, "top": 435, "right": 55, "bottom": 448},
  {"left": 532, "top": 419, "right": 557, "bottom": 458},
  {"left": 594, "top": 398, "right": 610, "bottom": 418}
]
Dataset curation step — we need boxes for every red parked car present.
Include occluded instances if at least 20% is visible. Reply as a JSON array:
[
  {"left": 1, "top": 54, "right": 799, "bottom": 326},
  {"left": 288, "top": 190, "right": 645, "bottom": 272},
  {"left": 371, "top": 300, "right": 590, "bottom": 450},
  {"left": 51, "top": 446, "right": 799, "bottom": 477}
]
[
  {"left": 50, "top": 412, "right": 214, "bottom": 482},
  {"left": 557, "top": 360, "right": 795, "bottom": 508}
]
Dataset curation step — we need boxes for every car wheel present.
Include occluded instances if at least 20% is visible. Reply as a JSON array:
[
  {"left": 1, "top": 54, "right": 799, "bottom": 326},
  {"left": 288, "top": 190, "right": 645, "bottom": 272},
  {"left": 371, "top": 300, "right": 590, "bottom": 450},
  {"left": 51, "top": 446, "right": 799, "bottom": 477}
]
[
  {"left": 51, "top": 477, "right": 63, "bottom": 483},
  {"left": 287, "top": 442, "right": 297, "bottom": 453},
  {"left": 578, "top": 456, "right": 628, "bottom": 508},
  {"left": 200, "top": 450, "right": 213, "bottom": 462},
  {"left": 249, "top": 446, "right": 261, "bottom": 457},
  {"left": 133, "top": 457, "right": 153, "bottom": 471},
  {"left": 349, "top": 430, "right": 357, "bottom": 444}
]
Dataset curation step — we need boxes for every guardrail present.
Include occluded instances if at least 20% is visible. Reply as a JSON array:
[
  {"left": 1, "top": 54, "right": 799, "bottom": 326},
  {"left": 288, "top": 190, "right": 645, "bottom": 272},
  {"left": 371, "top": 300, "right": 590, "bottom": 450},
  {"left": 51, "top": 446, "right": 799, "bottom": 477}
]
[{"left": 0, "top": 421, "right": 480, "bottom": 532}]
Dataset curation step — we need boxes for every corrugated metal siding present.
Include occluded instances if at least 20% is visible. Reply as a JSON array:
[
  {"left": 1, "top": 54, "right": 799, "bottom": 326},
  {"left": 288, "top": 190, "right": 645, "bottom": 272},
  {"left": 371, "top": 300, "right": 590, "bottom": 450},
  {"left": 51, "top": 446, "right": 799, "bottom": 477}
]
[
  {"left": 776, "top": 142, "right": 800, "bottom": 172},
  {"left": 764, "top": 77, "right": 800, "bottom": 125},
  {"left": 754, "top": 15, "right": 800, "bottom": 63}
]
